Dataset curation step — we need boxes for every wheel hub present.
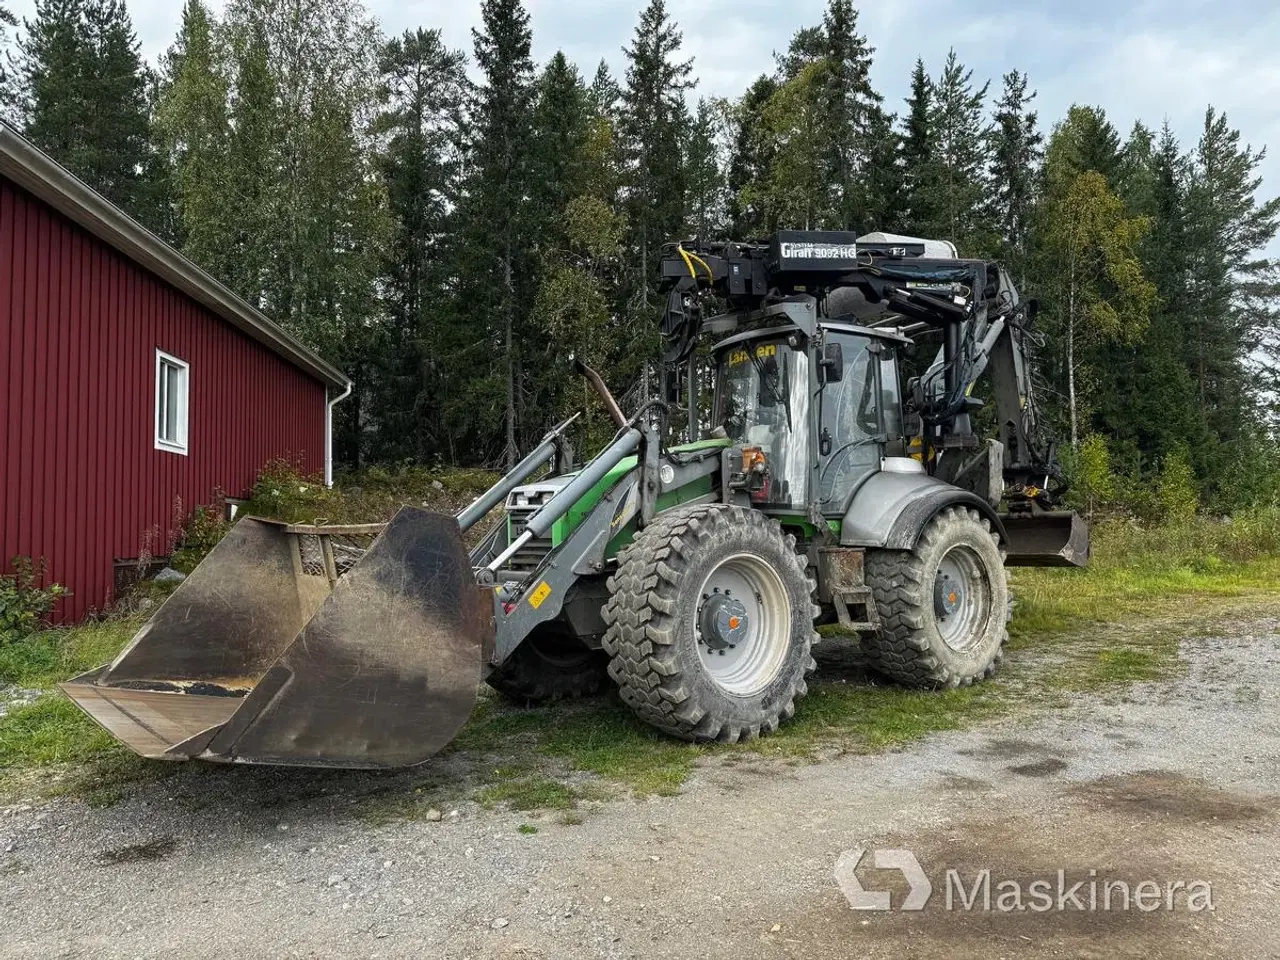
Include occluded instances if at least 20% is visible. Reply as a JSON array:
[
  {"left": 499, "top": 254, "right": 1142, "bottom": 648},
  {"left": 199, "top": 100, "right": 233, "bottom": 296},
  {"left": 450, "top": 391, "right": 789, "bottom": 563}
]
[
  {"left": 934, "top": 573, "right": 962, "bottom": 618},
  {"left": 699, "top": 594, "right": 749, "bottom": 651},
  {"left": 693, "top": 553, "right": 791, "bottom": 696},
  {"left": 932, "top": 545, "right": 990, "bottom": 652}
]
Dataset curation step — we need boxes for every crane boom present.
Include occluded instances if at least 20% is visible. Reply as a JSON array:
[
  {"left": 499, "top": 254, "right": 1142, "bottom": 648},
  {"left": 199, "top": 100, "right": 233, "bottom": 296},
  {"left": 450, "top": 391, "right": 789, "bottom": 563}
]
[{"left": 659, "top": 230, "right": 1086, "bottom": 565}]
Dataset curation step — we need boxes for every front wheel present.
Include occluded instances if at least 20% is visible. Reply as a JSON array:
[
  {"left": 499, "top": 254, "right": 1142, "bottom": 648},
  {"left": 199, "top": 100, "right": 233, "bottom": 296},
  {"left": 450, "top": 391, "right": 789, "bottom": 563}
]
[
  {"left": 864, "top": 506, "right": 1008, "bottom": 687},
  {"left": 487, "top": 625, "right": 609, "bottom": 705},
  {"left": 601, "top": 505, "right": 818, "bottom": 743}
]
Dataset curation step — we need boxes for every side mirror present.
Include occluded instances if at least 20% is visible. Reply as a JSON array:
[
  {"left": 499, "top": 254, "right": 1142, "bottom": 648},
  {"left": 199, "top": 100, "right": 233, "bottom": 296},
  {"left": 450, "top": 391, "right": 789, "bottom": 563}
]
[{"left": 819, "top": 341, "right": 844, "bottom": 384}]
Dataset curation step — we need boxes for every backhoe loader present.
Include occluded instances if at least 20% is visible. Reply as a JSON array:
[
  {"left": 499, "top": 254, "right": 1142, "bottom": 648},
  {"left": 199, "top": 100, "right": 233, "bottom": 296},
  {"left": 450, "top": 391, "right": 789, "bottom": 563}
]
[{"left": 62, "top": 230, "right": 1087, "bottom": 768}]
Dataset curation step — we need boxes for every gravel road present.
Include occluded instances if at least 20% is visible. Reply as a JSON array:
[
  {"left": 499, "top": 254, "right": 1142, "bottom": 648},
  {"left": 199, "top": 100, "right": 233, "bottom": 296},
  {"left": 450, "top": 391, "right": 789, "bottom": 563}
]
[{"left": 2, "top": 613, "right": 1278, "bottom": 960}]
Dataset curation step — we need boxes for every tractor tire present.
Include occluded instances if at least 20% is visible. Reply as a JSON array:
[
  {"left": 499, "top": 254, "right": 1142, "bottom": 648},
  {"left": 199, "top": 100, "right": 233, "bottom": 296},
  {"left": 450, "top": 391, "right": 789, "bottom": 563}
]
[
  {"left": 601, "top": 504, "right": 818, "bottom": 743},
  {"left": 487, "top": 625, "right": 609, "bottom": 705},
  {"left": 864, "top": 506, "right": 1008, "bottom": 688}
]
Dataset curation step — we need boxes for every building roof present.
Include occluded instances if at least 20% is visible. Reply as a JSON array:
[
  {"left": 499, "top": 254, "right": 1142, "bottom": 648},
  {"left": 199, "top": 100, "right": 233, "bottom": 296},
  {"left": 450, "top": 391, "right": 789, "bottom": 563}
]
[{"left": 0, "top": 123, "right": 351, "bottom": 392}]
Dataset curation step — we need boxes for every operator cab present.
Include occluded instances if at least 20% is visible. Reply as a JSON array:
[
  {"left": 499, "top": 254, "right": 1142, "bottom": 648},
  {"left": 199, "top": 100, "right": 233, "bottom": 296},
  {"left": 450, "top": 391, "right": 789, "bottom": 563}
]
[{"left": 711, "top": 323, "right": 910, "bottom": 517}]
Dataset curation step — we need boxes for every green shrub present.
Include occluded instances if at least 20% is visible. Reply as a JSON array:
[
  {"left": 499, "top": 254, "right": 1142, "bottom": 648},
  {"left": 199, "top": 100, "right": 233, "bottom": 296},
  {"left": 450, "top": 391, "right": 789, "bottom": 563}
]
[
  {"left": 1065, "top": 434, "right": 1117, "bottom": 518},
  {"left": 243, "top": 459, "right": 500, "bottom": 526},
  {"left": 170, "top": 500, "right": 232, "bottom": 573},
  {"left": 244, "top": 459, "right": 341, "bottom": 522},
  {"left": 0, "top": 559, "right": 67, "bottom": 647},
  {"left": 1154, "top": 447, "right": 1199, "bottom": 525}
]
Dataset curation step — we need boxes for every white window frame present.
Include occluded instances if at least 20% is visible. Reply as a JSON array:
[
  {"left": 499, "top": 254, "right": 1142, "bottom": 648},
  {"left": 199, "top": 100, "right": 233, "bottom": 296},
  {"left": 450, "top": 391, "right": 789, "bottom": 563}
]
[{"left": 155, "top": 349, "right": 190, "bottom": 455}]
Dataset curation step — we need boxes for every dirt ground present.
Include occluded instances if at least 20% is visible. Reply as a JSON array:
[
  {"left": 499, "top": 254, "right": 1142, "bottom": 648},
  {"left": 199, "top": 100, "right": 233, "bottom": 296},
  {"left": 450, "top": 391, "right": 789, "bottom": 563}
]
[{"left": 1, "top": 613, "right": 1278, "bottom": 960}]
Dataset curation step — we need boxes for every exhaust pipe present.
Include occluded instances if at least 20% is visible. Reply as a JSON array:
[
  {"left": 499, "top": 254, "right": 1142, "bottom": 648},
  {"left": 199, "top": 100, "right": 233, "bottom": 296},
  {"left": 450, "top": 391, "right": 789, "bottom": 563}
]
[{"left": 574, "top": 359, "right": 627, "bottom": 428}]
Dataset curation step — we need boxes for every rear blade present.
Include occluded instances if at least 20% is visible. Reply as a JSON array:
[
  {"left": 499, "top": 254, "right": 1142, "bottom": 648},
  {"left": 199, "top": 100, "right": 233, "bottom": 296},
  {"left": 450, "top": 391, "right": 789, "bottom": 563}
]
[{"left": 1001, "top": 510, "right": 1090, "bottom": 568}]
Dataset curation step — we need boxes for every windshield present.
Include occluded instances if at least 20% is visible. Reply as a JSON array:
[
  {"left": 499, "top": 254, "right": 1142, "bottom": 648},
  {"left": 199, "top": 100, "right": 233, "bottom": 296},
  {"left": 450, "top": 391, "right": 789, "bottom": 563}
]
[
  {"left": 713, "top": 340, "right": 811, "bottom": 509},
  {"left": 819, "top": 333, "right": 897, "bottom": 510}
]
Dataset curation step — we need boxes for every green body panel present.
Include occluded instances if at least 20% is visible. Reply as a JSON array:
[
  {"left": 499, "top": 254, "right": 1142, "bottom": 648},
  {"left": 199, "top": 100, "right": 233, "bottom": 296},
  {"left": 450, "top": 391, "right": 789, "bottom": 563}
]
[
  {"left": 548, "top": 438, "right": 731, "bottom": 548},
  {"left": 504, "top": 436, "right": 840, "bottom": 558},
  {"left": 602, "top": 474, "right": 717, "bottom": 559},
  {"left": 776, "top": 518, "right": 842, "bottom": 538}
]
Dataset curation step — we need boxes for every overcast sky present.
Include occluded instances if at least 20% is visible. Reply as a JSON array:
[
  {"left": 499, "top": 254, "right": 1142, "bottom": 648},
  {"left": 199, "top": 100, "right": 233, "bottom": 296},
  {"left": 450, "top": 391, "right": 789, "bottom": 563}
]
[{"left": 9, "top": 0, "right": 1280, "bottom": 244}]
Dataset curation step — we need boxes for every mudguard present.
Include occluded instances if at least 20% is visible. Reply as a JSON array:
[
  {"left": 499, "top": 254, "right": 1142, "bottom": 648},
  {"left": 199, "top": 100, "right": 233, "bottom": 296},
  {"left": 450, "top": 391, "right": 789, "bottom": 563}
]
[
  {"left": 839, "top": 469, "right": 1088, "bottom": 567},
  {"left": 839, "top": 470, "right": 1007, "bottom": 550}
]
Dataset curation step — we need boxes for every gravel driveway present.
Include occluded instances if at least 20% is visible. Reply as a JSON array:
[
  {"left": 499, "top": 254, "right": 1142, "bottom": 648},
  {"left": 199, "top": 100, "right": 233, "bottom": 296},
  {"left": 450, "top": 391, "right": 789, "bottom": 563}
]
[{"left": 2, "top": 613, "right": 1277, "bottom": 959}]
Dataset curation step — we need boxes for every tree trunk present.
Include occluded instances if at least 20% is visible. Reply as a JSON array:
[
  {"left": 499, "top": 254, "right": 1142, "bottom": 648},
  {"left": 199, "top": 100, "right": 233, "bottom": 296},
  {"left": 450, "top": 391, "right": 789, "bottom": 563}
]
[
  {"left": 504, "top": 236, "right": 516, "bottom": 470},
  {"left": 1067, "top": 251, "right": 1079, "bottom": 450}
]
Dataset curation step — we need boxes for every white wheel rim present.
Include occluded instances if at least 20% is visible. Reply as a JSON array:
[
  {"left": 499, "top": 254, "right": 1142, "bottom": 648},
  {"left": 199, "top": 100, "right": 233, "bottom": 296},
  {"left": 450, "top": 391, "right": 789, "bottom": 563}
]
[
  {"left": 933, "top": 545, "right": 991, "bottom": 652},
  {"left": 694, "top": 553, "right": 791, "bottom": 696}
]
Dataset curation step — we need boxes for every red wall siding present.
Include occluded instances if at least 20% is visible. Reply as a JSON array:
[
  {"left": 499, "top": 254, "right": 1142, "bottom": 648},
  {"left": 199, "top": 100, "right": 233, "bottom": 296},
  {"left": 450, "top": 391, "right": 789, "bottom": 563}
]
[{"left": 0, "top": 177, "right": 328, "bottom": 620}]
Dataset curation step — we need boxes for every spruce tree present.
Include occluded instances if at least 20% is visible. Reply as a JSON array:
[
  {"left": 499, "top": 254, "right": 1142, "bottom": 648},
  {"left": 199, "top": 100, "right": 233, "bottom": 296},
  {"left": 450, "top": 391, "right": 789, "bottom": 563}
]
[
  {"left": 587, "top": 58, "right": 620, "bottom": 118},
  {"left": 1183, "top": 108, "right": 1280, "bottom": 449},
  {"left": 899, "top": 59, "right": 934, "bottom": 235},
  {"left": 1116, "top": 121, "right": 1156, "bottom": 213},
  {"left": 988, "top": 69, "right": 1042, "bottom": 276},
  {"left": 0, "top": 3, "right": 17, "bottom": 121},
  {"left": 620, "top": 0, "right": 693, "bottom": 318},
  {"left": 777, "top": 25, "right": 823, "bottom": 79},
  {"left": 820, "top": 0, "right": 881, "bottom": 230},
  {"left": 156, "top": 0, "right": 230, "bottom": 258},
  {"left": 726, "top": 73, "right": 777, "bottom": 237},
  {"left": 859, "top": 104, "right": 903, "bottom": 230},
  {"left": 531, "top": 52, "right": 590, "bottom": 249},
  {"left": 463, "top": 0, "right": 537, "bottom": 465},
  {"left": 917, "top": 49, "right": 990, "bottom": 250},
  {"left": 17, "top": 0, "right": 88, "bottom": 155},
  {"left": 684, "top": 96, "right": 726, "bottom": 239},
  {"left": 19, "top": 0, "right": 153, "bottom": 219},
  {"left": 742, "top": 61, "right": 827, "bottom": 230},
  {"left": 370, "top": 28, "right": 468, "bottom": 463},
  {"left": 523, "top": 51, "right": 596, "bottom": 434},
  {"left": 222, "top": 15, "right": 278, "bottom": 305},
  {"left": 1042, "top": 104, "right": 1121, "bottom": 194},
  {"left": 1095, "top": 122, "right": 1205, "bottom": 477},
  {"left": 210, "top": 0, "right": 388, "bottom": 468}
]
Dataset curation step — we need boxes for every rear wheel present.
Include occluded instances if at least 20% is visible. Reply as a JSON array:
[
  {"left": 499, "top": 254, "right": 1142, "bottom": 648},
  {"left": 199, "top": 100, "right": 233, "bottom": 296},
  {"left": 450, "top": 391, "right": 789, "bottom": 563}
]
[
  {"left": 864, "top": 506, "right": 1007, "bottom": 687},
  {"left": 486, "top": 625, "right": 609, "bottom": 705},
  {"left": 601, "top": 504, "right": 818, "bottom": 743}
]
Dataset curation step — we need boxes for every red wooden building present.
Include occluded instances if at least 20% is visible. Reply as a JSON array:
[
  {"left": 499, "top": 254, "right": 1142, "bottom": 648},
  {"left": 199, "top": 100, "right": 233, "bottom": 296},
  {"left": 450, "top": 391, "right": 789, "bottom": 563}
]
[{"left": 0, "top": 125, "right": 351, "bottom": 620}]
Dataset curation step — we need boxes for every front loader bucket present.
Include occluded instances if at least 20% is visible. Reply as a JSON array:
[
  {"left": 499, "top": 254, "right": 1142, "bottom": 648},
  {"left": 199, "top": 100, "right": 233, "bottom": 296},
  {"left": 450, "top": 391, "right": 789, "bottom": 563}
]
[
  {"left": 1001, "top": 510, "right": 1090, "bottom": 568},
  {"left": 60, "top": 506, "right": 492, "bottom": 768}
]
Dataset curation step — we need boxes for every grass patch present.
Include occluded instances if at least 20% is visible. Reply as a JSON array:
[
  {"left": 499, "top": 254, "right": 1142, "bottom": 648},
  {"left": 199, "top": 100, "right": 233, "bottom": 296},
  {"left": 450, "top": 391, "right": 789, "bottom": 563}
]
[
  {"left": 0, "top": 695, "right": 133, "bottom": 787},
  {"left": 517, "top": 823, "right": 538, "bottom": 834},
  {"left": 0, "top": 619, "right": 137, "bottom": 688},
  {"left": 477, "top": 775, "right": 579, "bottom": 812},
  {"left": 762, "top": 681, "right": 1008, "bottom": 757},
  {"left": 451, "top": 696, "right": 697, "bottom": 798},
  {"left": 0, "top": 697, "right": 115, "bottom": 766},
  {"left": 536, "top": 709, "right": 695, "bottom": 797},
  {"left": 1009, "top": 513, "right": 1280, "bottom": 639},
  {"left": 1010, "top": 557, "right": 1280, "bottom": 639}
]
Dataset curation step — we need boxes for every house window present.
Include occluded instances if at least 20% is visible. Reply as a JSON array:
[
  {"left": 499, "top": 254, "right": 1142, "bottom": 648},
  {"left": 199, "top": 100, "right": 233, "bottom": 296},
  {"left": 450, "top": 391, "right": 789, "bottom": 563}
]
[{"left": 155, "top": 349, "right": 189, "bottom": 455}]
